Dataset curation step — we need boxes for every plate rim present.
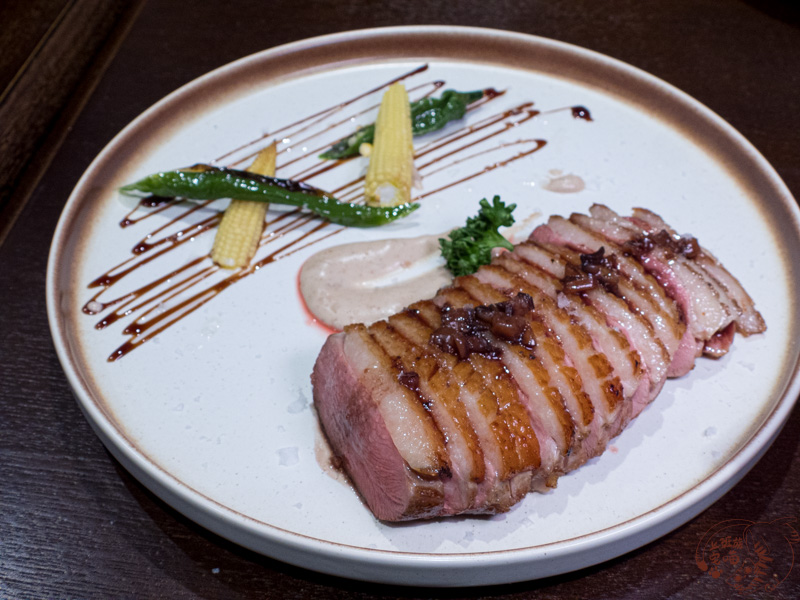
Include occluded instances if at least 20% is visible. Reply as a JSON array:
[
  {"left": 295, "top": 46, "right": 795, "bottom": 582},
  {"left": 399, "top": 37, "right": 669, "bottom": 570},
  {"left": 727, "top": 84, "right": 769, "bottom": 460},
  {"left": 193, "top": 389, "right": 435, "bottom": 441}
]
[{"left": 46, "top": 24, "right": 800, "bottom": 586}]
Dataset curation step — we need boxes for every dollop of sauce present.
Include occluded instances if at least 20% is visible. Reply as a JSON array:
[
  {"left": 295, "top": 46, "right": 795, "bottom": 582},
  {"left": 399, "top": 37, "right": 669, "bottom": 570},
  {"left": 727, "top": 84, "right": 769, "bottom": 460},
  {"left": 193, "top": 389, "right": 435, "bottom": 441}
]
[
  {"left": 300, "top": 235, "right": 452, "bottom": 329},
  {"left": 544, "top": 172, "right": 585, "bottom": 194}
]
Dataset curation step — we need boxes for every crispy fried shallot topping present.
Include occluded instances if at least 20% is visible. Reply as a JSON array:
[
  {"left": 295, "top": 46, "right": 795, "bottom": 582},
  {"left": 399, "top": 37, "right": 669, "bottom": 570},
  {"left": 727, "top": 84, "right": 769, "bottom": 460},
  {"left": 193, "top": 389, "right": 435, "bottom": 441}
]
[
  {"left": 562, "top": 247, "right": 620, "bottom": 294},
  {"left": 430, "top": 293, "right": 536, "bottom": 360},
  {"left": 391, "top": 356, "right": 422, "bottom": 393},
  {"left": 625, "top": 229, "right": 701, "bottom": 259}
]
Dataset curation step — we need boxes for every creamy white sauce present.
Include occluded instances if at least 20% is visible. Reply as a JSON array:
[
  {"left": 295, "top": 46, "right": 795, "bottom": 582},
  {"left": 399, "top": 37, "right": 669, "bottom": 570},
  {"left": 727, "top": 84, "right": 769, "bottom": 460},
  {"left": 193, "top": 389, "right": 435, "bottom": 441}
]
[{"left": 300, "top": 234, "right": 452, "bottom": 329}]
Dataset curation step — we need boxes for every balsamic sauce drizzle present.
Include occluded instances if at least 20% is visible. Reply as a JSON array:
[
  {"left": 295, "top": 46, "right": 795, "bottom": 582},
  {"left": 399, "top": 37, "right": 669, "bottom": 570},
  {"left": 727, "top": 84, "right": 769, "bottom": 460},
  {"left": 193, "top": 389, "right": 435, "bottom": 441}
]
[
  {"left": 275, "top": 80, "right": 446, "bottom": 173},
  {"left": 83, "top": 64, "right": 593, "bottom": 361},
  {"left": 571, "top": 105, "right": 593, "bottom": 121}
]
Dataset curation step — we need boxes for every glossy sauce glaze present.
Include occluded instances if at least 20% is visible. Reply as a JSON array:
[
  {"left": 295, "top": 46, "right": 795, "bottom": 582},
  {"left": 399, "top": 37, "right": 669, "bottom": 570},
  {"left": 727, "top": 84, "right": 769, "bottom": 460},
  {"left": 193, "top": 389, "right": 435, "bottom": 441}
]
[
  {"left": 571, "top": 105, "right": 593, "bottom": 121},
  {"left": 82, "top": 64, "right": 593, "bottom": 360}
]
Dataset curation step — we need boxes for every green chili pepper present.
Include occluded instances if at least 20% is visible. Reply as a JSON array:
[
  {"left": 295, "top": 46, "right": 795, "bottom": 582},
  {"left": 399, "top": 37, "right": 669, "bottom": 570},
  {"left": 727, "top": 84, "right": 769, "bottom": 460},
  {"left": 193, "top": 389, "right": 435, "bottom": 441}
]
[
  {"left": 120, "top": 165, "right": 419, "bottom": 227},
  {"left": 320, "top": 89, "right": 485, "bottom": 159}
]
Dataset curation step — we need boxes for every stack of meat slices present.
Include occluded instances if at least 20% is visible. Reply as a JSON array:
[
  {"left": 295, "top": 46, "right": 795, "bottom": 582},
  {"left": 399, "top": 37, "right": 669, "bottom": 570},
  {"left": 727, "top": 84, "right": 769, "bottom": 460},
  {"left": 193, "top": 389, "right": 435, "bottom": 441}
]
[{"left": 311, "top": 204, "right": 766, "bottom": 521}]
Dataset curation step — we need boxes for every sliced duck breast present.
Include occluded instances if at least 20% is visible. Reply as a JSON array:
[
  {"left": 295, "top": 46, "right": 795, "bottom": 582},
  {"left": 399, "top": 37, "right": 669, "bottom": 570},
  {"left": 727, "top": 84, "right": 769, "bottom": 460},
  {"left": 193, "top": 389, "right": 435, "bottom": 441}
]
[{"left": 311, "top": 206, "right": 765, "bottom": 521}]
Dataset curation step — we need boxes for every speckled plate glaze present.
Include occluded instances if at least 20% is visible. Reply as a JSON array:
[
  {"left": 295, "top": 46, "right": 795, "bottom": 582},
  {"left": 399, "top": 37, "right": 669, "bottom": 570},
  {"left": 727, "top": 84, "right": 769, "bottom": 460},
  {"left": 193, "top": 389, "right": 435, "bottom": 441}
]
[{"left": 47, "top": 26, "right": 800, "bottom": 586}]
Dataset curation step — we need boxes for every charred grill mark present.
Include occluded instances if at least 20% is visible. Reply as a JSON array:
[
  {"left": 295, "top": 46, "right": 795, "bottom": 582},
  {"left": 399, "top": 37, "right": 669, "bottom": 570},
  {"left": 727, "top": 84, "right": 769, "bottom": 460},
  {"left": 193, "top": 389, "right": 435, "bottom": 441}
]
[
  {"left": 371, "top": 320, "right": 486, "bottom": 492},
  {"left": 388, "top": 310, "right": 488, "bottom": 483},
  {"left": 533, "top": 238, "right": 671, "bottom": 359},
  {"left": 369, "top": 324, "right": 431, "bottom": 414},
  {"left": 606, "top": 380, "right": 623, "bottom": 402},
  {"left": 411, "top": 299, "right": 541, "bottom": 477},
  {"left": 480, "top": 262, "right": 624, "bottom": 418},
  {"left": 561, "top": 216, "right": 687, "bottom": 345},
  {"left": 504, "top": 245, "right": 644, "bottom": 389},
  {"left": 468, "top": 353, "right": 541, "bottom": 472},
  {"left": 355, "top": 324, "right": 448, "bottom": 477},
  {"left": 469, "top": 252, "right": 597, "bottom": 433},
  {"left": 492, "top": 254, "right": 637, "bottom": 424},
  {"left": 441, "top": 281, "right": 564, "bottom": 469},
  {"left": 552, "top": 242, "right": 682, "bottom": 355}
]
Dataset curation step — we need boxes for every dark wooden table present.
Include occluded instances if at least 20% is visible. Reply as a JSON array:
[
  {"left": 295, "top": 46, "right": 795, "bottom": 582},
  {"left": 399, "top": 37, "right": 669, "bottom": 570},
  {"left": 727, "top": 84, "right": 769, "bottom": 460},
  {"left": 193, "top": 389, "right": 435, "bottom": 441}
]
[{"left": 2, "top": 1, "right": 799, "bottom": 597}]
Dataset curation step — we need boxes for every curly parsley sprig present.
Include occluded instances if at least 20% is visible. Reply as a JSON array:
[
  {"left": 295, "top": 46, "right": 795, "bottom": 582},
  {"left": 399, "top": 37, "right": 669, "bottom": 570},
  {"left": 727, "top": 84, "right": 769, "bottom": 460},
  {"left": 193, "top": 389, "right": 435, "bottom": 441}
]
[{"left": 439, "top": 196, "right": 516, "bottom": 277}]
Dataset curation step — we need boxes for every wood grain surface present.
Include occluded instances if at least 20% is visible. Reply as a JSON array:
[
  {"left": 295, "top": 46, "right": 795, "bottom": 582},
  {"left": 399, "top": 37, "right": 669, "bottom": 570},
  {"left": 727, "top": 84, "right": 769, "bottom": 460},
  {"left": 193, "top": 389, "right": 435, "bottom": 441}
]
[
  {"left": 1, "top": 0, "right": 799, "bottom": 598},
  {"left": 0, "top": 0, "right": 144, "bottom": 246}
]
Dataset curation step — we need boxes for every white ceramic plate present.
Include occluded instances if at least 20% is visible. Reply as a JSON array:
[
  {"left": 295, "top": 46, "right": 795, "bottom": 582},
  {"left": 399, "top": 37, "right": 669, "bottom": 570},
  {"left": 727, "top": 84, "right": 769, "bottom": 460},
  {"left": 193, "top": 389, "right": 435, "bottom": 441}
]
[{"left": 47, "top": 26, "right": 800, "bottom": 586}]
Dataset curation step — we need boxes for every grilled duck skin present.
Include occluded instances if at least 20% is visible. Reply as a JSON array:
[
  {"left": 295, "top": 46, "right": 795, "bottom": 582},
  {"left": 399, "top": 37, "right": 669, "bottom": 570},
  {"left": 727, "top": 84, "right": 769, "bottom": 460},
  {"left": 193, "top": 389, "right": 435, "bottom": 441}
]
[{"left": 311, "top": 205, "right": 765, "bottom": 521}]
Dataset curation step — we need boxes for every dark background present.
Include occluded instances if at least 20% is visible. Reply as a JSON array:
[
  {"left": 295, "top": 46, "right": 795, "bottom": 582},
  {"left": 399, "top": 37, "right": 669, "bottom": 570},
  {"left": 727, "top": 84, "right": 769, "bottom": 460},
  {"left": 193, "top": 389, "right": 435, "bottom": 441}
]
[{"left": 1, "top": 0, "right": 799, "bottom": 598}]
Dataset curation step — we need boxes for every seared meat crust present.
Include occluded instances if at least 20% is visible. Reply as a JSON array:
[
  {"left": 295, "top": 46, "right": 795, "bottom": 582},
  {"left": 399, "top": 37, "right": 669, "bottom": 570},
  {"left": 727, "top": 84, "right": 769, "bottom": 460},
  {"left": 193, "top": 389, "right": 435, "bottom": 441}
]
[{"left": 311, "top": 205, "right": 766, "bottom": 521}]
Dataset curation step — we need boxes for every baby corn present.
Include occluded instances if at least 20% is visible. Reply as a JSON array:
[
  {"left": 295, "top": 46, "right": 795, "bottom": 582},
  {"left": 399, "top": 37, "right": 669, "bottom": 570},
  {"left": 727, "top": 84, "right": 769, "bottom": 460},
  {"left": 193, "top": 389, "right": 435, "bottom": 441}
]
[
  {"left": 364, "top": 84, "right": 413, "bottom": 207},
  {"left": 211, "top": 143, "right": 277, "bottom": 269}
]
